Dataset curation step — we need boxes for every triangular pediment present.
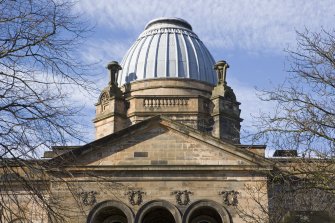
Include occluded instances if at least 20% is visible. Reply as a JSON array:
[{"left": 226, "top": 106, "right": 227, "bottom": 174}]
[{"left": 51, "top": 116, "right": 272, "bottom": 169}]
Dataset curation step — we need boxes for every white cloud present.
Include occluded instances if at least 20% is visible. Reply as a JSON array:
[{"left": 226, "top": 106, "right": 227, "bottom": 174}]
[{"left": 77, "top": 0, "right": 335, "bottom": 54}]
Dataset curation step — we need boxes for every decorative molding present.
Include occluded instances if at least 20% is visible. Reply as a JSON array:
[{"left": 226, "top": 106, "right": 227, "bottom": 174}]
[
  {"left": 143, "top": 97, "right": 189, "bottom": 108},
  {"left": 219, "top": 190, "right": 239, "bottom": 206},
  {"left": 99, "top": 91, "right": 109, "bottom": 113},
  {"left": 101, "top": 92, "right": 109, "bottom": 103},
  {"left": 171, "top": 190, "right": 193, "bottom": 205},
  {"left": 125, "top": 190, "right": 146, "bottom": 206},
  {"left": 140, "top": 28, "right": 198, "bottom": 39},
  {"left": 78, "top": 191, "right": 98, "bottom": 206}
]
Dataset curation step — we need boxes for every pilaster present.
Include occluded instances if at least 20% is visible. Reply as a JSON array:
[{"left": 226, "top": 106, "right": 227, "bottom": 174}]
[
  {"left": 93, "top": 61, "right": 128, "bottom": 139},
  {"left": 211, "top": 60, "right": 242, "bottom": 143}
]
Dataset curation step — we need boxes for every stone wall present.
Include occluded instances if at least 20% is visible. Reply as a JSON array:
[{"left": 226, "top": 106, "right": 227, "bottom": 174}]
[{"left": 49, "top": 176, "right": 268, "bottom": 223}]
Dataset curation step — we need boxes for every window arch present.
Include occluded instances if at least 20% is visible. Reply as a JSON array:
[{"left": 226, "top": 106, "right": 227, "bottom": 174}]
[
  {"left": 135, "top": 199, "right": 182, "bottom": 223},
  {"left": 100, "top": 92, "right": 109, "bottom": 112},
  {"left": 87, "top": 200, "right": 134, "bottom": 223},
  {"left": 183, "top": 200, "right": 231, "bottom": 223},
  {"left": 191, "top": 215, "right": 219, "bottom": 223}
]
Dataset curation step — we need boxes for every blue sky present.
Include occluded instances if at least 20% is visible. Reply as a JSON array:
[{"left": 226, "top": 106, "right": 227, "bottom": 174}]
[{"left": 72, "top": 0, "right": 334, "bottom": 154}]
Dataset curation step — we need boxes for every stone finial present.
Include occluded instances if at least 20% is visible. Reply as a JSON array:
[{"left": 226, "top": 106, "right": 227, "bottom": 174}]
[
  {"left": 107, "top": 61, "right": 122, "bottom": 85},
  {"left": 214, "top": 60, "right": 229, "bottom": 85}
]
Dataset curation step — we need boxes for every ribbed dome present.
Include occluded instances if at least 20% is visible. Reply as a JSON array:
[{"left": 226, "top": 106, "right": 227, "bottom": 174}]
[{"left": 118, "top": 17, "right": 217, "bottom": 85}]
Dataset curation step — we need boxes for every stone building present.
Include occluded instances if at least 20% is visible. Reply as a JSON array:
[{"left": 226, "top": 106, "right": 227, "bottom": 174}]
[
  {"left": 55, "top": 17, "right": 271, "bottom": 223},
  {"left": 2, "top": 17, "right": 334, "bottom": 223}
]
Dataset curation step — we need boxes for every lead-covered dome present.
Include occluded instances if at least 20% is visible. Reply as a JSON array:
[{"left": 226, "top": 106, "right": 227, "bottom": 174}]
[{"left": 118, "top": 17, "right": 217, "bottom": 85}]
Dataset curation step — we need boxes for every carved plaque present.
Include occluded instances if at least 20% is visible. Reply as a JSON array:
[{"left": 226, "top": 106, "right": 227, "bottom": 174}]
[
  {"left": 219, "top": 190, "right": 239, "bottom": 206},
  {"left": 78, "top": 191, "right": 98, "bottom": 206},
  {"left": 171, "top": 190, "right": 193, "bottom": 205},
  {"left": 125, "top": 190, "right": 146, "bottom": 206}
]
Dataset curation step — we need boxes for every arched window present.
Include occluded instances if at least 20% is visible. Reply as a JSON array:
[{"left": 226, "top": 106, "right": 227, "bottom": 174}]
[
  {"left": 183, "top": 200, "right": 231, "bottom": 223},
  {"left": 142, "top": 207, "right": 175, "bottom": 223},
  {"left": 100, "top": 92, "right": 109, "bottom": 112},
  {"left": 135, "top": 200, "right": 182, "bottom": 223},
  {"left": 189, "top": 207, "right": 222, "bottom": 223},
  {"left": 87, "top": 200, "right": 134, "bottom": 223},
  {"left": 101, "top": 215, "right": 127, "bottom": 223}
]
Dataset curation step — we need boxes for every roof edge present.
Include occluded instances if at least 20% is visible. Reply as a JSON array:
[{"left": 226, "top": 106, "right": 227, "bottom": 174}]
[{"left": 145, "top": 17, "right": 192, "bottom": 30}]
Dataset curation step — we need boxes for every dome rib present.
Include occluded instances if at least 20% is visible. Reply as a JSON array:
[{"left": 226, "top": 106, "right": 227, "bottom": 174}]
[
  {"left": 133, "top": 38, "right": 146, "bottom": 80},
  {"left": 118, "top": 18, "right": 217, "bottom": 85},
  {"left": 188, "top": 35, "right": 200, "bottom": 80},
  {"left": 165, "top": 33, "right": 169, "bottom": 77},
  {"left": 153, "top": 33, "right": 162, "bottom": 78},
  {"left": 124, "top": 39, "right": 140, "bottom": 82},
  {"left": 174, "top": 32, "right": 179, "bottom": 78},
  {"left": 119, "top": 41, "right": 136, "bottom": 84},
  {"left": 194, "top": 38, "right": 207, "bottom": 82},
  {"left": 180, "top": 34, "right": 189, "bottom": 78},
  {"left": 143, "top": 35, "right": 154, "bottom": 79}
]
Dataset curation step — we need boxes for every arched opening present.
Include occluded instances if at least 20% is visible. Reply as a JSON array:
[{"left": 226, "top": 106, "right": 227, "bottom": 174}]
[
  {"left": 135, "top": 200, "right": 182, "bottom": 223},
  {"left": 93, "top": 207, "right": 127, "bottom": 223},
  {"left": 183, "top": 200, "right": 231, "bottom": 223},
  {"left": 87, "top": 200, "right": 134, "bottom": 223},
  {"left": 189, "top": 206, "right": 222, "bottom": 223},
  {"left": 142, "top": 207, "right": 175, "bottom": 223}
]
